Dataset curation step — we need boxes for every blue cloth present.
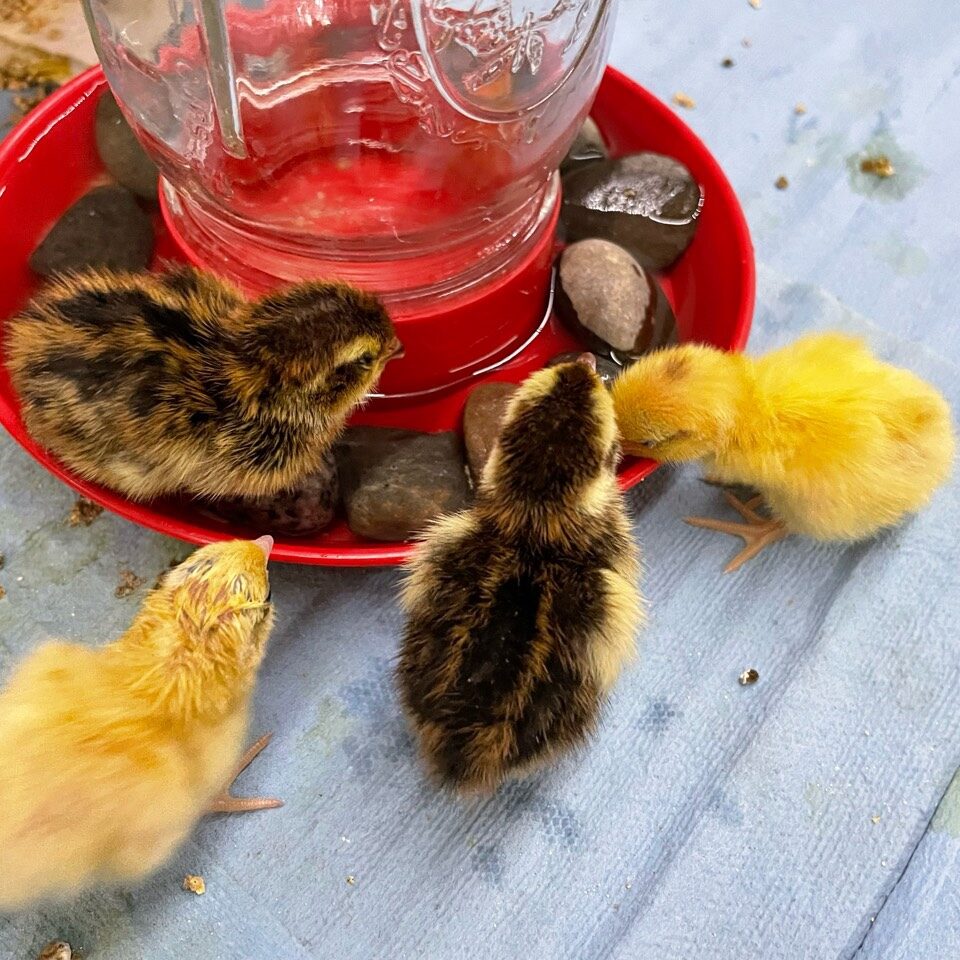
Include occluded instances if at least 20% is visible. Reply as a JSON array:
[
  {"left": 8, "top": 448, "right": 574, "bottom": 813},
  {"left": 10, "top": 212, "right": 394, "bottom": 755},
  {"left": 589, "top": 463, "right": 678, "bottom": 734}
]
[{"left": 2, "top": 1, "right": 960, "bottom": 956}]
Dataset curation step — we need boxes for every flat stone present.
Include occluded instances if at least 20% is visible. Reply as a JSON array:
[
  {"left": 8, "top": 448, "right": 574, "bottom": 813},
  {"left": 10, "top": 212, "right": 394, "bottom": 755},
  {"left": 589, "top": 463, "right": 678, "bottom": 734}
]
[
  {"left": 463, "top": 381, "right": 517, "bottom": 481},
  {"left": 561, "top": 152, "right": 703, "bottom": 271},
  {"left": 335, "top": 428, "right": 471, "bottom": 541},
  {"left": 30, "top": 185, "right": 155, "bottom": 277},
  {"left": 560, "top": 116, "right": 608, "bottom": 175},
  {"left": 95, "top": 92, "right": 160, "bottom": 201},
  {"left": 204, "top": 451, "right": 339, "bottom": 537},
  {"left": 556, "top": 239, "right": 677, "bottom": 359},
  {"left": 545, "top": 351, "right": 624, "bottom": 387}
]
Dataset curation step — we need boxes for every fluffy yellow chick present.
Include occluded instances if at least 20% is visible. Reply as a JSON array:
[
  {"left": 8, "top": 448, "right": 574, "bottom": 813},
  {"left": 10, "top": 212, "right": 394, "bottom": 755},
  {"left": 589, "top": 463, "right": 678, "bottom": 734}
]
[
  {"left": 612, "top": 333, "right": 955, "bottom": 571},
  {"left": 0, "top": 537, "right": 281, "bottom": 912}
]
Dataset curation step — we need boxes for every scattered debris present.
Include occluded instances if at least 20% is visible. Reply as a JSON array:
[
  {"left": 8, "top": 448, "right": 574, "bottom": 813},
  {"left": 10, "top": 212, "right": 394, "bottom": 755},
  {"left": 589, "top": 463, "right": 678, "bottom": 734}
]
[
  {"left": 672, "top": 91, "right": 696, "bottom": 109},
  {"left": 775, "top": 175, "right": 790, "bottom": 190},
  {"left": 738, "top": 668, "right": 760, "bottom": 686},
  {"left": 0, "top": 49, "right": 70, "bottom": 92},
  {"left": 38, "top": 942, "right": 72, "bottom": 960},
  {"left": 794, "top": 102, "right": 808, "bottom": 115},
  {"left": 721, "top": 57, "right": 735, "bottom": 68},
  {"left": 860, "top": 155, "right": 896, "bottom": 179},
  {"left": 68, "top": 497, "right": 103, "bottom": 527},
  {"left": 0, "top": 584, "right": 6, "bottom": 601},
  {"left": 182, "top": 874, "right": 206, "bottom": 895},
  {"left": 741, "top": 37, "right": 752, "bottom": 47},
  {"left": 346, "top": 875, "right": 356, "bottom": 886},
  {"left": 115, "top": 569, "right": 145, "bottom": 599},
  {"left": 871, "top": 814, "right": 882, "bottom": 824},
  {"left": 748, "top": 0, "right": 761, "bottom": 8},
  {"left": 0, "top": 551, "right": 5, "bottom": 570}
]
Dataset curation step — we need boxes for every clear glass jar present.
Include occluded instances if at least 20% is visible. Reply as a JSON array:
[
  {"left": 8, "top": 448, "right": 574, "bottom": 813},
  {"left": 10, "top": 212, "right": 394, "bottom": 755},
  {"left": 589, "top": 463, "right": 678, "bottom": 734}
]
[{"left": 82, "top": 0, "right": 614, "bottom": 311}]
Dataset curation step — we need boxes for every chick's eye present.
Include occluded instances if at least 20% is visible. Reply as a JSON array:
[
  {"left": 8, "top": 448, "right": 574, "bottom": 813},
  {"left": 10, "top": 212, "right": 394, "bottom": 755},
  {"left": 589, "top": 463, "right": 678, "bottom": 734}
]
[{"left": 357, "top": 351, "right": 375, "bottom": 367}]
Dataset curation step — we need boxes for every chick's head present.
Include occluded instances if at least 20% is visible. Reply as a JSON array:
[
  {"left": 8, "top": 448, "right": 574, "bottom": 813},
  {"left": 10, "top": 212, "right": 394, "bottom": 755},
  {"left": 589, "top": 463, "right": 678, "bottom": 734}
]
[
  {"left": 485, "top": 355, "right": 619, "bottom": 510},
  {"left": 129, "top": 537, "right": 276, "bottom": 718},
  {"left": 239, "top": 282, "right": 400, "bottom": 420},
  {"left": 611, "top": 344, "right": 743, "bottom": 462}
]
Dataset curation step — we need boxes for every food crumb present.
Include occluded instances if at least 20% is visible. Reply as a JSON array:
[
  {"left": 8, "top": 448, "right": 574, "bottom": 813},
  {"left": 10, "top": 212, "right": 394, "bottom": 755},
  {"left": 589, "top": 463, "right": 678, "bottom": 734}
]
[
  {"left": 794, "top": 102, "right": 808, "bottom": 115},
  {"left": 38, "top": 942, "right": 72, "bottom": 960},
  {"left": 741, "top": 37, "right": 752, "bottom": 47},
  {"left": 748, "top": 0, "right": 761, "bottom": 8},
  {"left": 182, "top": 874, "right": 206, "bottom": 895},
  {"left": 738, "top": 668, "right": 760, "bottom": 686},
  {"left": 115, "top": 569, "right": 145, "bottom": 599},
  {"left": 346, "top": 875, "right": 356, "bottom": 885},
  {"left": 0, "top": 551, "right": 5, "bottom": 570},
  {"left": 0, "top": 584, "right": 6, "bottom": 601},
  {"left": 860, "top": 155, "right": 896, "bottom": 178},
  {"left": 672, "top": 91, "right": 696, "bottom": 109},
  {"left": 775, "top": 175, "right": 790, "bottom": 190},
  {"left": 721, "top": 57, "right": 735, "bottom": 68},
  {"left": 68, "top": 498, "right": 103, "bottom": 527},
  {"left": 871, "top": 814, "right": 882, "bottom": 824}
]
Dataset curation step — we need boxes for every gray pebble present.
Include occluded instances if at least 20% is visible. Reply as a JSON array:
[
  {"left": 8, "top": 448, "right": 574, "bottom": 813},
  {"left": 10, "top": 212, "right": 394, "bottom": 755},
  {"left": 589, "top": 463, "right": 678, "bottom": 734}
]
[
  {"left": 95, "top": 92, "right": 159, "bottom": 201},
  {"left": 556, "top": 239, "right": 677, "bottom": 359},
  {"left": 203, "top": 451, "right": 339, "bottom": 537},
  {"left": 561, "top": 152, "right": 703, "bottom": 271},
  {"left": 560, "top": 116, "right": 608, "bottom": 175},
  {"left": 463, "top": 381, "right": 517, "bottom": 482},
  {"left": 30, "top": 185, "right": 154, "bottom": 277},
  {"left": 336, "top": 428, "right": 471, "bottom": 541}
]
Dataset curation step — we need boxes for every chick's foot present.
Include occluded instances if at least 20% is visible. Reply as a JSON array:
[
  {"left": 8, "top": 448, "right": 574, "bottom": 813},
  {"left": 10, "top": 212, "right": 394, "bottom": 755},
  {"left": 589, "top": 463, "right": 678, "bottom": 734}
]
[
  {"left": 685, "top": 492, "right": 788, "bottom": 573},
  {"left": 207, "top": 733, "right": 284, "bottom": 815}
]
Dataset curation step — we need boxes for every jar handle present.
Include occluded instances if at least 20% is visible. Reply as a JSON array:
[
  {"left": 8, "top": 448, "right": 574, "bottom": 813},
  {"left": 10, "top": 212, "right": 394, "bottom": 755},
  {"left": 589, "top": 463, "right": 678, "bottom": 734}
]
[{"left": 197, "top": 0, "right": 247, "bottom": 158}]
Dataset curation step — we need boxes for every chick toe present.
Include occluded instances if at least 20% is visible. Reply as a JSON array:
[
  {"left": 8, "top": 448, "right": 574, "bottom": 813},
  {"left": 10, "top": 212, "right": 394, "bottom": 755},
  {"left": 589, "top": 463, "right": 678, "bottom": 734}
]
[
  {"left": 206, "top": 733, "right": 283, "bottom": 815},
  {"left": 685, "top": 493, "right": 788, "bottom": 573}
]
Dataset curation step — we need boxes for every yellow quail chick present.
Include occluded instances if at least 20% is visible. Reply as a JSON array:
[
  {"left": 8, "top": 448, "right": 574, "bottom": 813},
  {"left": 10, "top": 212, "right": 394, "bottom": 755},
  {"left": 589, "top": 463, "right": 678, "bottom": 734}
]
[{"left": 0, "top": 537, "right": 281, "bottom": 912}]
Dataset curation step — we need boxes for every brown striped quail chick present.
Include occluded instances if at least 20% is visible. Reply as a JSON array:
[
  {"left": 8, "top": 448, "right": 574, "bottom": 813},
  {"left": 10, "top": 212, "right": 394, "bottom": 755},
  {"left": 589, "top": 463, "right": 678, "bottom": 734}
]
[
  {"left": 397, "top": 356, "right": 645, "bottom": 793},
  {"left": 4, "top": 267, "right": 400, "bottom": 501}
]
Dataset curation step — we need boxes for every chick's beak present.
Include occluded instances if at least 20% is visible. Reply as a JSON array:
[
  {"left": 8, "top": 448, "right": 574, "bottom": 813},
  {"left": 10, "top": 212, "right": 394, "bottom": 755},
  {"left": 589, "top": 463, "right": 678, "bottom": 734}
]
[
  {"left": 385, "top": 337, "right": 405, "bottom": 361},
  {"left": 576, "top": 353, "right": 597, "bottom": 372},
  {"left": 252, "top": 535, "right": 274, "bottom": 558}
]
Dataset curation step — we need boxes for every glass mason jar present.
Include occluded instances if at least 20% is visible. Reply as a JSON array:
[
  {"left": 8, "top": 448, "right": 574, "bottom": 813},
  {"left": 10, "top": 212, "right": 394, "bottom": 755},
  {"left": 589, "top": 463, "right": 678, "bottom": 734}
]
[{"left": 81, "top": 0, "right": 615, "bottom": 390}]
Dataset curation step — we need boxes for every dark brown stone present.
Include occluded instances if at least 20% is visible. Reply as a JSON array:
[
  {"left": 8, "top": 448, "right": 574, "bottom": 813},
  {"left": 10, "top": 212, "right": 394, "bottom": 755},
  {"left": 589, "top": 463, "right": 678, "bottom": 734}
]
[
  {"left": 335, "top": 428, "right": 471, "bottom": 541},
  {"left": 555, "top": 239, "right": 677, "bottom": 360},
  {"left": 30, "top": 185, "right": 154, "bottom": 277},
  {"left": 205, "top": 450, "right": 339, "bottom": 536},
  {"left": 561, "top": 152, "right": 703, "bottom": 271},
  {"left": 463, "top": 381, "right": 517, "bottom": 481},
  {"left": 95, "top": 92, "right": 160, "bottom": 201}
]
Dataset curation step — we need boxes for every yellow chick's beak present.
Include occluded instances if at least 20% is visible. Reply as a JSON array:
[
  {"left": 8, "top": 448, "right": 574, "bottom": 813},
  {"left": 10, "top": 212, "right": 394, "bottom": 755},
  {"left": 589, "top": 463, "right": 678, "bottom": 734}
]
[
  {"left": 620, "top": 439, "right": 656, "bottom": 459},
  {"left": 252, "top": 535, "right": 274, "bottom": 558}
]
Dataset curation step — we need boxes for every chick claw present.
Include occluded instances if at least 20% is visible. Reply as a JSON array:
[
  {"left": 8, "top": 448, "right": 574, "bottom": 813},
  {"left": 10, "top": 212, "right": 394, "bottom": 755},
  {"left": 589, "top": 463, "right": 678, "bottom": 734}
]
[
  {"left": 207, "top": 733, "right": 284, "bottom": 815},
  {"left": 685, "top": 492, "right": 789, "bottom": 573}
]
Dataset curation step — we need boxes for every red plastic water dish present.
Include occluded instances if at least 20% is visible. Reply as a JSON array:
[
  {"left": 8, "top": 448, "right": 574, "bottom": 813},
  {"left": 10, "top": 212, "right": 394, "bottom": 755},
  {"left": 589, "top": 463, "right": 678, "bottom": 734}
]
[{"left": 0, "top": 66, "right": 755, "bottom": 566}]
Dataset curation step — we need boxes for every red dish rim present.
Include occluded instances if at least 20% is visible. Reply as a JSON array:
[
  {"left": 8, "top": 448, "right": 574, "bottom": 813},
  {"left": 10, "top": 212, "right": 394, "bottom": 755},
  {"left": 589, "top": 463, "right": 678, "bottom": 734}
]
[{"left": 0, "top": 65, "right": 754, "bottom": 566}]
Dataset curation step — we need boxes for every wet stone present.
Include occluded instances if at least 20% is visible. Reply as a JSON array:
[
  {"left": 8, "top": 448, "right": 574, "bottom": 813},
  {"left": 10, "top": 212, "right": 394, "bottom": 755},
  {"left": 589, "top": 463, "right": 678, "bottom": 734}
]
[
  {"left": 556, "top": 239, "right": 677, "bottom": 360},
  {"left": 336, "top": 428, "right": 471, "bottom": 541},
  {"left": 205, "top": 451, "right": 339, "bottom": 536},
  {"left": 463, "top": 381, "right": 517, "bottom": 481},
  {"left": 30, "top": 185, "right": 155, "bottom": 277},
  {"left": 546, "top": 351, "right": 623, "bottom": 388},
  {"left": 95, "top": 91, "right": 160, "bottom": 201},
  {"left": 560, "top": 116, "right": 608, "bottom": 176},
  {"left": 561, "top": 152, "right": 703, "bottom": 271}
]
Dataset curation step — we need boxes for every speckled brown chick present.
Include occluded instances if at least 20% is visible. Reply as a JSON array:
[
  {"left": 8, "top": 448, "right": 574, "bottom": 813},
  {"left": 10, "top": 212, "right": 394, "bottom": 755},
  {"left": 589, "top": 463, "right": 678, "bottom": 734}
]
[
  {"left": 397, "top": 357, "right": 645, "bottom": 793},
  {"left": 5, "top": 267, "right": 400, "bottom": 501}
]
